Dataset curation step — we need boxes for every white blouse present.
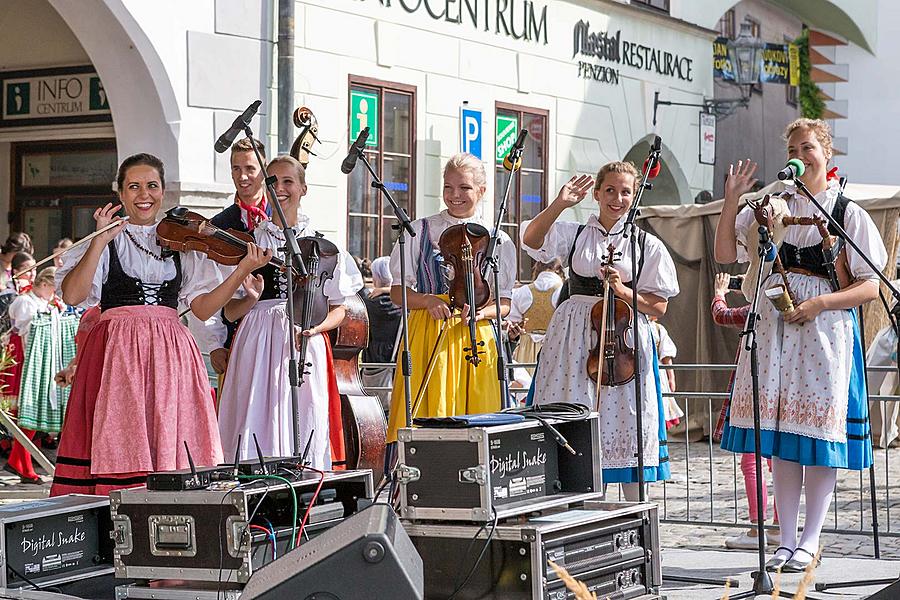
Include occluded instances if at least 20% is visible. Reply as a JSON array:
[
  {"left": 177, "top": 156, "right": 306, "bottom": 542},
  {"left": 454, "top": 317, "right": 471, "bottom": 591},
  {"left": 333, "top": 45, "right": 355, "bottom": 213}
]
[
  {"left": 389, "top": 210, "right": 517, "bottom": 299},
  {"left": 227, "top": 216, "right": 363, "bottom": 304},
  {"left": 521, "top": 213, "right": 680, "bottom": 300},
  {"left": 734, "top": 179, "right": 887, "bottom": 279},
  {"left": 8, "top": 292, "right": 53, "bottom": 337},
  {"left": 55, "top": 222, "right": 222, "bottom": 309}
]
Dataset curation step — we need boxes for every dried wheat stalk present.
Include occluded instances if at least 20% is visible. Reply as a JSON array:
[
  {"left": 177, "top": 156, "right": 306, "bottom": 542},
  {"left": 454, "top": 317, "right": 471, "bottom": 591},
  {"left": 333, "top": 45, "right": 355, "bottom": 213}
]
[{"left": 548, "top": 560, "right": 599, "bottom": 600}]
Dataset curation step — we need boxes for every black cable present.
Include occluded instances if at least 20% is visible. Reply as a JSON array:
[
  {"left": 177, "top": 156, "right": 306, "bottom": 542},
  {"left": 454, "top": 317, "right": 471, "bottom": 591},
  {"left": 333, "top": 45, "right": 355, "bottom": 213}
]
[
  {"left": 447, "top": 506, "right": 498, "bottom": 600},
  {"left": 5, "top": 563, "right": 61, "bottom": 593},
  {"left": 502, "top": 403, "right": 591, "bottom": 454}
]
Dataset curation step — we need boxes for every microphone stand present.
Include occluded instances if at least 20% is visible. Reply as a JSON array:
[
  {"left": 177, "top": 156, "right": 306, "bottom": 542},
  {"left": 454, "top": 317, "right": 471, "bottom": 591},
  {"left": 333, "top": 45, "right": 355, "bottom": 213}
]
[
  {"left": 348, "top": 150, "right": 416, "bottom": 431},
  {"left": 727, "top": 226, "right": 797, "bottom": 599},
  {"left": 486, "top": 145, "right": 526, "bottom": 410},
  {"left": 241, "top": 125, "right": 310, "bottom": 457},
  {"left": 622, "top": 137, "right": 661, "bottom": 503}
]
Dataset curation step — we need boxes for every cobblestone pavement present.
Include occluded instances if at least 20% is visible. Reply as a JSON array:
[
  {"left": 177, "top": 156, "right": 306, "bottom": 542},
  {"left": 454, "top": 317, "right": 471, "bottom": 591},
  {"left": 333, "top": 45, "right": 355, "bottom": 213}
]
[{"left": 641, "top": 438, "right": 900, "bottom": 559}]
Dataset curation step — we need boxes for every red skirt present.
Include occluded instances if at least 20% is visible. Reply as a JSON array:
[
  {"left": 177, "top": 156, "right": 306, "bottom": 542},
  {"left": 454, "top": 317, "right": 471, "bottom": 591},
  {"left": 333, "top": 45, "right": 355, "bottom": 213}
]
[{"left": 50, "top": 306, "right": 223, "bottom": 496}]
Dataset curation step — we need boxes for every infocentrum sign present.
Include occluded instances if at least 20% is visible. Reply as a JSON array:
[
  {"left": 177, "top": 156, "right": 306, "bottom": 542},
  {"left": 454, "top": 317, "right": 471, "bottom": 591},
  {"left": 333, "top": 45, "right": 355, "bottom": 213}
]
[
  {"left": 360, "top": 0, "right": 548, "bottom": 45},
  {"left": 1, "top": 66, "right": 111, "bottom": 128}
]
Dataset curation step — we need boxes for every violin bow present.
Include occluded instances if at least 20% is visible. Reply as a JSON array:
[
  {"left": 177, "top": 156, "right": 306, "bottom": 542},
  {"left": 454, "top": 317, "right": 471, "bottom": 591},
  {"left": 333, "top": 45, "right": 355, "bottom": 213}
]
[
  {"left": 411, "top": 318, "right": 450, "bottom": 416},
  {"left": 14, "top": 217, "right": 131, "bottom": 280}
]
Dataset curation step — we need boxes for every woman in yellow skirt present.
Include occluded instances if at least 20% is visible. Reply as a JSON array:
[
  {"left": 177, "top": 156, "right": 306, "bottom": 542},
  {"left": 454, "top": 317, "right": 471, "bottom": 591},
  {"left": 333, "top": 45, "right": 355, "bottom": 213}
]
[{"left": 386, "top": 153, "right": 516, "bottom": 442}]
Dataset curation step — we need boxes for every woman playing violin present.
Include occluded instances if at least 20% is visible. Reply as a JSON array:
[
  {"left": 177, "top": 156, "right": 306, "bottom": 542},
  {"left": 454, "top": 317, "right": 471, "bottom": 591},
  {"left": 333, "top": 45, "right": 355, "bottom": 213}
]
[
  {"left": 385, "top": 153, "right": 516, "bottom": 443},
  {"left": 715, "top": 119, "right": 886, "bottom": 572},
  {"left": 522, "top": 161, "right": 679, "bottom": 501},
  {"left": 216, "top": 155, "right": 363, "bottom": 468},
  {"left": 50, "top": 153, "right": 271, "bottom": 496}
]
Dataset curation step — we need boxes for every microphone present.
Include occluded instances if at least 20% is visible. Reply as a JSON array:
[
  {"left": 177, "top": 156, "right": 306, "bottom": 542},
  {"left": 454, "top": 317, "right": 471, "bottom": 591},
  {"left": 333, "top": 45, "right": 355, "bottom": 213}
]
[
  {"left": 777, "top": 158, "right": 806, "bottom": 181},
  {"left": 502, "top": 129, "right": 528, "bottom": 171},
  {"left": 341, "top": 127, "right": 370, "bottom": 174},
  {"left": 758, "top": 225, "right": 777, "bottom": 262},
  {"left": 214, "top": 100, "right": 262, "bottom": 153},
  {"left": 642, "top": 157, "right": 662, "bottom": 180}
]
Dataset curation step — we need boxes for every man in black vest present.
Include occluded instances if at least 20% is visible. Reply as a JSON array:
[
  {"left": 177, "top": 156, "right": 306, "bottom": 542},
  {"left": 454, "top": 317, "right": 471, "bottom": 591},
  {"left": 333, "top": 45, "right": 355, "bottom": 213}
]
[{"left": 202, "top": 138, "right": 270, "bottom": 375}]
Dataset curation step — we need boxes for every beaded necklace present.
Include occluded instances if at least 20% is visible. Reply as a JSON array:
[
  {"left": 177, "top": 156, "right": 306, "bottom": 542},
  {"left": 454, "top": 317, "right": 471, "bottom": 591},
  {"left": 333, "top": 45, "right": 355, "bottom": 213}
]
[{"left": 124, "top": 228, "right": 165, "bottom": 262}]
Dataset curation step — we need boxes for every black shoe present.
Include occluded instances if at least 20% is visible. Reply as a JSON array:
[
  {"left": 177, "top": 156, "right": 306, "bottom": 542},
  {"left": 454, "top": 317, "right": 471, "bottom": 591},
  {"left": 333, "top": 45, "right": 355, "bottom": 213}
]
[
  {"left": 41, "top": 436, "right": 58, "bottom": 450},
  {"left": 781, "top": 547, "right": 820, "bottom": 573},
  {"left": 3, "top": 462, "right": 42, "bottom": 484},
  {"left": 765, "top": 546, "right": 794, "bottom": 572}
]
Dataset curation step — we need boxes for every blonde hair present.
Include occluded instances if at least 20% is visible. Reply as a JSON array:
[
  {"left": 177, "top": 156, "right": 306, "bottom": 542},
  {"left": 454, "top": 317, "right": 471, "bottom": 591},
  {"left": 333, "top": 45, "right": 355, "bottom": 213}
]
[
  {"left": 34, "top": 266, "right": 56, "bottom": 288},
  {"left": 443, "top": 153, "right": 487, "bottom": 188},
  {"left": 783, "top": 118, "right": 833, "bottom": 158},
  {"left": 267, "top": 155, "right": 306, "bottom": 185},
  {"left": 594, "top": 161, "right": 640, "bottom": 192}
]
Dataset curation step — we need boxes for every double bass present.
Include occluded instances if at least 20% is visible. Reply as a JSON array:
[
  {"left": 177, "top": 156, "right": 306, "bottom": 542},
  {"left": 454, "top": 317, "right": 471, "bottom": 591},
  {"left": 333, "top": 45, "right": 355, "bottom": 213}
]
[{"left": 289, "top": 107, "right": 387, "bottom": 475}]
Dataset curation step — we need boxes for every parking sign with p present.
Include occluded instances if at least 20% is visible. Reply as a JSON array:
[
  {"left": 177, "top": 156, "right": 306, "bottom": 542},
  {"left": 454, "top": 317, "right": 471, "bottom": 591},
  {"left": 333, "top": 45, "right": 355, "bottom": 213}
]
[{"left": 460, "top": 107, "right": 482, "bottom": 159}]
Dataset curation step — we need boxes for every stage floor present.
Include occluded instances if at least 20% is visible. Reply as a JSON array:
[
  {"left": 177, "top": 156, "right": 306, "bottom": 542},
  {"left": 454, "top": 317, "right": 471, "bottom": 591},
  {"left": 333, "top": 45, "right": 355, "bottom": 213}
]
[{"left": 661, "top": 548, "right": 899, "bottom": 599}]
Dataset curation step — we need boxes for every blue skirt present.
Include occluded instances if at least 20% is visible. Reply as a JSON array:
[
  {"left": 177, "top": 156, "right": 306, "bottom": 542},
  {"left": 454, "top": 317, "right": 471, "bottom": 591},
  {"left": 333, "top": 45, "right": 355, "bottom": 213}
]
[{"left": 720, "top": 311, "right": 872, "bottom": 470}]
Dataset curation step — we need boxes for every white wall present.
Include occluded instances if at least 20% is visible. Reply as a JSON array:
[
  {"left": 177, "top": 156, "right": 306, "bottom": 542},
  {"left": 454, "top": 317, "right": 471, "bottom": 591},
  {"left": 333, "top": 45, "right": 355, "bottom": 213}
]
[
  {"left": 293, "top": 0, "right": 714, "bottom": 238},
  {"left": 833, "top": 0, "right": 900, "bottom": 185}
]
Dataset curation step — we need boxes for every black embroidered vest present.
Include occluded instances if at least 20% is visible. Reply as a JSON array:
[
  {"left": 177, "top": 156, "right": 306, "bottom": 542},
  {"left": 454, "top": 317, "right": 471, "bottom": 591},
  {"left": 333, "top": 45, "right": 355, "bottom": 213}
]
[
  {"left": 99, "top": 239, "right": 182, "bottom": 311},
  {"left": 777, "top": 193, "right": 850, "bottom": 280},
  {"left": 560, "top": 224, "right": 646, "bottom": 300}
]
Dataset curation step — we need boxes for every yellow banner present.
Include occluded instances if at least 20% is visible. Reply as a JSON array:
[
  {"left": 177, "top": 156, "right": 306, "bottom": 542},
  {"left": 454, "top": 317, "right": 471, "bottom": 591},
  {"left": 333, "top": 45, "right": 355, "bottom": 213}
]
[{"left": 788, "top": 43, "right": 800, "bottom": 87}]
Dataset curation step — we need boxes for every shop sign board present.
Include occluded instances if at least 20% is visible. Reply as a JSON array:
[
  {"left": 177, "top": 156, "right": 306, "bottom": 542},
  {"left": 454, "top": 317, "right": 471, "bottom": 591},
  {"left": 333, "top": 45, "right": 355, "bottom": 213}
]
[
  {"left": 1, "top": 66, "right": 111, "bottom": 128},
  {"left": 699, "top": 112, "right": 716, "bottom": 165},
  {"left": 495, "top": 115, "right": 518, "bottom": 163}
]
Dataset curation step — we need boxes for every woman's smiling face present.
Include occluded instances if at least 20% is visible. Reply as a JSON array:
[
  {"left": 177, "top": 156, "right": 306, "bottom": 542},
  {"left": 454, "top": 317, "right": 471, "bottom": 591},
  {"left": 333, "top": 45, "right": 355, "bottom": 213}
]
[
  {"left": 593, "top": 172, "right": 635, "bottom": 227},
  {"left": 442, "top": 167, "right": 484, "bottom": 219}
]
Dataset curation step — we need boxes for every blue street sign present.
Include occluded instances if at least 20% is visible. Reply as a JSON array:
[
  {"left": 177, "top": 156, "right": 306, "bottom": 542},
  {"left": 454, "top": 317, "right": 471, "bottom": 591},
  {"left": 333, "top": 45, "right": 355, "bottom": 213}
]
[{"left": 460, "top": 107, "right": 482, "bottom": 159}]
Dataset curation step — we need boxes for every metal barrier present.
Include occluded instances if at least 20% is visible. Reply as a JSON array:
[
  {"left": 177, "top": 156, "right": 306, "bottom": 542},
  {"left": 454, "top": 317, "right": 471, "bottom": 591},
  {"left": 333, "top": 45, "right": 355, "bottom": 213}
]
[{"left": 359, "top": 359, "right": 900, "bottom": 541}]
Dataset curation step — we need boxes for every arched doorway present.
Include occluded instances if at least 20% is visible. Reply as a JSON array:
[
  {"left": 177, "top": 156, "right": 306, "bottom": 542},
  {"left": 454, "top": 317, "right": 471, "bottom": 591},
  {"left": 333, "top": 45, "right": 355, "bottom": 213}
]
[
  {"left": 623, "top": 136, "right": 692, "bottom": 206},
  {"left": 0, "top": 0, "right": 179, "bottom": 255}
]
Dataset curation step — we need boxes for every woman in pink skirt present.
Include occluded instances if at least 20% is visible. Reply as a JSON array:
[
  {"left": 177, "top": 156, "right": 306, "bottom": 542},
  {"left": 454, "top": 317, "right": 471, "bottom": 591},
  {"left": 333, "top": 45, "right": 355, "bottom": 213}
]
[{"left": 50, "top": 153, "right": 270, "bottom": 496}]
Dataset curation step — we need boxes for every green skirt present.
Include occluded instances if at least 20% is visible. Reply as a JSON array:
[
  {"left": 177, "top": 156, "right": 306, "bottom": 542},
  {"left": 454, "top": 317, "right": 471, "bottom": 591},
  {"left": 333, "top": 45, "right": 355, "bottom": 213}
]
[{"left": 18, "top": 312, "right": 78, "bottom": 432}]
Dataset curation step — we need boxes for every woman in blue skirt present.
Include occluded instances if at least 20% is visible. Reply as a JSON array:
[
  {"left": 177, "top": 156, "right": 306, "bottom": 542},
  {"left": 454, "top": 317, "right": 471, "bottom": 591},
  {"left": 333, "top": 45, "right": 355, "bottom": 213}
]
[{"left": 715, "top": 118, "right": 886, "bottom": 572}]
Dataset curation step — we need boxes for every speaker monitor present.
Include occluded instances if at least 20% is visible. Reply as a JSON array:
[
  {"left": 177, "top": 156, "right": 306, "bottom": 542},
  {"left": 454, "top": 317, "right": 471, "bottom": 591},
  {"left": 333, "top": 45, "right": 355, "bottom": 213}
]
[{"left": 242, "top": 504, "right": 423, "bottom": 600}]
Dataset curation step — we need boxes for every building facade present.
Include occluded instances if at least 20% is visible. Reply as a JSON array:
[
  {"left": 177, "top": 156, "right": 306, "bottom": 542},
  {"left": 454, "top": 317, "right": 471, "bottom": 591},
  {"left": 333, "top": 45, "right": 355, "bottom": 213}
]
[{"left": 0, "top": 0, "right": 878, "bottom": 277}]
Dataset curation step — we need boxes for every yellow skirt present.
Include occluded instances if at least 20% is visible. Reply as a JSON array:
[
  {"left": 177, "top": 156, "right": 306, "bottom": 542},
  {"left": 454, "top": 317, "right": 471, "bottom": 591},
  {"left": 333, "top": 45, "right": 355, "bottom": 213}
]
[{"left": 386, "top": 295, "right": 501, "bottom": 442}]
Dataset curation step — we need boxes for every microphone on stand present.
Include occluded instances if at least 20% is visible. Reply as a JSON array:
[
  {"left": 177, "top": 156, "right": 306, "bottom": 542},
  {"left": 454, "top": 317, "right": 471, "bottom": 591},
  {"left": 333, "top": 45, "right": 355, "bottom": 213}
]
[
  {"left": 777, "top": 158, "right": 806, "bottom": 181},
  {"left": 642, "top": 157, "right": 662, "bottom": 180},
  {"left": 341, "top": 127, "right": 370, "bottom": 174},
  {"left": 214, "top": 100, "right": 262, "bottom": 153},
  {"left": 502, "top": 129, "right": 528, "bottom": 171}
]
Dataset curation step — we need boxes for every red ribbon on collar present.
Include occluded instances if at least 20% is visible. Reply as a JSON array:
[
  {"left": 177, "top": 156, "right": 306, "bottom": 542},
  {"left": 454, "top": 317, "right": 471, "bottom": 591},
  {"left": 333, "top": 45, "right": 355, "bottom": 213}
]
[
  {"left": 18, "top": 286, "right": 64, "bottom": 310},
  {"left": 239, "top": 196, "right": 269, "bottom": 230},
  {"left": 826, "top": 166, "right": 839, "bottom": 181}
]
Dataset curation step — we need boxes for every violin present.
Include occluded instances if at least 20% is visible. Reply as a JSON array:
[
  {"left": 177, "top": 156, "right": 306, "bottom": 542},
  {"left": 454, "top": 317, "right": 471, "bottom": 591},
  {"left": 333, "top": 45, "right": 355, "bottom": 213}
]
[
  {"left": 586, "top": 245, "right": 635, "bottom": 386},
  {"left": 438, "top": 223, "right": 491, "bottom": 366}
]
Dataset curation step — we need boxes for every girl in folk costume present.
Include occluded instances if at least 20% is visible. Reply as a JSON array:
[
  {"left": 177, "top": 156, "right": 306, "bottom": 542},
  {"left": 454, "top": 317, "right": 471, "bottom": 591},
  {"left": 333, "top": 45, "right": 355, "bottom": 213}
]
[
  {"left": 385, "top": 153, "right": 516, "bottom": 442},
  {"left": 5, "top": 267, "right": 77, "bottom": 484},
  {"left": 522, "top": 161, "right": 680, "bottom": 501},
  {"left": 51, "top": 153, "right": 271, "bottom": 496},
  {"left": 508, "top": 260, "right": 564, "bottom": 378},
  {"left": 0, "top": 253, "right": 36, "bottom": 425},
  {"left": 217, "top": 156, "right": 363, "bottom": 468},
  {"left": 648, "top": 316, "right": 682, "bottom": 429},
  {"left": 716, "top": 118, "right": 886, "bottom": 572}
]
